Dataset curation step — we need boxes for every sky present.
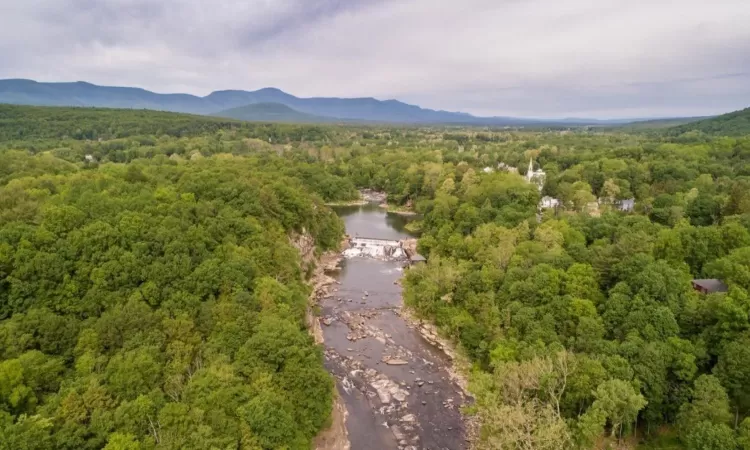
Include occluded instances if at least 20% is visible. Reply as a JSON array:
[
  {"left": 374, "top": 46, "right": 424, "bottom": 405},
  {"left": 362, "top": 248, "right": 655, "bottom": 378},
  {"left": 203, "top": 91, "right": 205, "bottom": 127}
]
[{"left": 1, "top": 0, "right": 750, "bottom": 119}]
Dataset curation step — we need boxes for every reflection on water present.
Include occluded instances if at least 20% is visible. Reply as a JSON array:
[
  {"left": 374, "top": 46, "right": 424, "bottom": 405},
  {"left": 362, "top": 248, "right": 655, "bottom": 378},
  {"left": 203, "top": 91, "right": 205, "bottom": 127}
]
[{"left": 331, "top": 204, "right": 416, "bottom": 239}]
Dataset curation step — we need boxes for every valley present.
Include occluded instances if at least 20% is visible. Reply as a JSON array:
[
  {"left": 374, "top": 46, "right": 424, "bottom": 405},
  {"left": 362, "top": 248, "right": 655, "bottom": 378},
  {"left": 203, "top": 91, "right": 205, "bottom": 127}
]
[{"left": 1, "top": 104, "right": 750, "bottom": 450}]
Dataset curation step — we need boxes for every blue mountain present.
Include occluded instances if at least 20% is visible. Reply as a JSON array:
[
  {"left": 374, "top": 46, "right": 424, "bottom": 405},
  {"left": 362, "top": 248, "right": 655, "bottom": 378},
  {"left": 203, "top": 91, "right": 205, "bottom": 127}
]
[
  {"left": 0, "top": 79, "right": 488, "bottom": 123},
  {"left": 0, "top": 79, "right": 699, "bottom": 126}
]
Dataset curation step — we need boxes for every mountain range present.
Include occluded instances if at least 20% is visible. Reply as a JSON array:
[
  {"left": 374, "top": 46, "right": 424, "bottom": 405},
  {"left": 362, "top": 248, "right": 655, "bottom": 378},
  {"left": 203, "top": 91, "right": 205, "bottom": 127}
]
[{"left": 0, "top": 78, "right": 703, "bottom": 126}]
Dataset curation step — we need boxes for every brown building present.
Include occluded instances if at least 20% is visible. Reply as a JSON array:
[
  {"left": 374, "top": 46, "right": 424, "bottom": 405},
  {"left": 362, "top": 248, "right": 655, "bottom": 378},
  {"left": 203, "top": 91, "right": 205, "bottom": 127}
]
[{"left": 691, "top": 279, "right": 729, "bottom": 294}]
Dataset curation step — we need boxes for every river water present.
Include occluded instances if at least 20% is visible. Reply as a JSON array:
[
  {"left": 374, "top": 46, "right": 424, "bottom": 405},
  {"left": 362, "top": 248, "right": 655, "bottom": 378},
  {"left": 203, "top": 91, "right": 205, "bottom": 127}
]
[{"left": 320, "top": 204, "right": 467, "bottom": 450}]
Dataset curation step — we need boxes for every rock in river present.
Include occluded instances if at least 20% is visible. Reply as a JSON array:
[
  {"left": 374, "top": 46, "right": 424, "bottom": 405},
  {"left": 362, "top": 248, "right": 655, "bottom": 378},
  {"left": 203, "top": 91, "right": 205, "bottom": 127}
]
[{"left": 384, "top": 358, "right": 408, "bottom": 365}]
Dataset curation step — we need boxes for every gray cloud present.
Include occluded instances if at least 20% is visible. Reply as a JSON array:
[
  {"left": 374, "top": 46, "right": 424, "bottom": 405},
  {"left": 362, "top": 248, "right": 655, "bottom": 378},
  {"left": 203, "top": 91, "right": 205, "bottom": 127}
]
[{"left": 1, "top": 0, "right": 749, "bottom": 118}]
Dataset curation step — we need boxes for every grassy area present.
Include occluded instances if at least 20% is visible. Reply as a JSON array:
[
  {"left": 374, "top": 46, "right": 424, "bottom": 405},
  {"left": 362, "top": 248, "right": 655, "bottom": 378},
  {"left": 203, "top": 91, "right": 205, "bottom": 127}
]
[{"left": 636, "top": 428, "right": 683, "bottom": 450}]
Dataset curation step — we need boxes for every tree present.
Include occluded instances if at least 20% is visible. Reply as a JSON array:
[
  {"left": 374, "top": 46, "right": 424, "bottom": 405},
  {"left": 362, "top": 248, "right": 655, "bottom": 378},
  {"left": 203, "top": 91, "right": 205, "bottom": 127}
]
[
  {"left": 473, "top": 353, "right": 574, "bottom": 450},
  {"left": 601, "top": 178, "right": 621, "bottom": 203},
  {"left": 687, "top": 192, "right": 721, "bottom": 226},
  {"left": 0, "top": 413, "right": 54, "bottom": 450},
  {"left": 589, "top": 379, "right": 647, "bottom": 441},
  {"left": 682, "top": 421, "right": 736, "bottom": 450},
  {"left": 105, "top": 347, "right": 164, "bottom": 401},
  {"left": 571, "top": 182, "right": 596, "bottom": 212},
  {"left": 739, "top": 417, "right": 750, "bottom": 450},
  {"left": 677, "top": 375, "right": 732, "bottom": 431},
  {"left": 564, "top": 264, "right": 603, "bottom": 304},
  {"left": 715, "top": 333, "right": 750, "bottom": 416},
  {"left": 102, "top": 433, "right": 142, "bottom": 450},
  {"left": 0, "top": 359, "right": 34, "bottom": 414},
  {"left": 238, "top": 389, "right": 307, "bottom": 450}
]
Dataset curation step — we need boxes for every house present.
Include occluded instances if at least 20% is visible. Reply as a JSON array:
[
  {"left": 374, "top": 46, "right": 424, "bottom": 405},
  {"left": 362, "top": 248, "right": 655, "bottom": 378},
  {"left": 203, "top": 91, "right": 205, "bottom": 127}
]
[
  {"left": 409, "top": 253, "right": 427, "bottom": 265},
  {"left": 691, "top": 279, "right": 728, "bottom": 294},
  {"left": 617, "top": 198, "right": 635, "bottom": 212},
  {"left": 540, "top": 196, "right": 560, "bottom": 209},
  {"left": 482, "top": 166, "right": 494, "bottom": 174}
]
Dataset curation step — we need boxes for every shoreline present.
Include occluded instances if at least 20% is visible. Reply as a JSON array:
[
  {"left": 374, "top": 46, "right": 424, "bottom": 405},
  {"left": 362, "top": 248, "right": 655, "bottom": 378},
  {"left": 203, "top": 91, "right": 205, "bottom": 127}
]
[
  {"left": 299, "top": 235, "right": 351, "bottom": 450},
  {"left": 399, "top": 290, "right": 479, "bottom": 446},
  {"left": 386, "top": 206, "right": 419, "bottom": 216},
  {"left": 324, "top": 200, "right": 369, "bottom": 207},
  {"left": 398, "top": 242, "right": 478, "bottom": 445},
  {"left": 326, "top": 190, "right": 419, "bottom": 217}
]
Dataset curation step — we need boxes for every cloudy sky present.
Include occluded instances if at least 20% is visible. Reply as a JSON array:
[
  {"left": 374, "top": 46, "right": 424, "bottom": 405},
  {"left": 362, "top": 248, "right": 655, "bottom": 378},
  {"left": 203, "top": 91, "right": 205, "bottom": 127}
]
[{"left": 1, "top": 0, "right": 749, "bottom": 118}]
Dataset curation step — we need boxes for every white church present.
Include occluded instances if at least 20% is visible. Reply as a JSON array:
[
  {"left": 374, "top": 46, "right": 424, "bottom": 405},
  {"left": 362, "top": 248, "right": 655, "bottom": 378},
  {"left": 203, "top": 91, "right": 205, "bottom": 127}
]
[{"left": 526, "top": 158, "right": 546, "bottom": 193}]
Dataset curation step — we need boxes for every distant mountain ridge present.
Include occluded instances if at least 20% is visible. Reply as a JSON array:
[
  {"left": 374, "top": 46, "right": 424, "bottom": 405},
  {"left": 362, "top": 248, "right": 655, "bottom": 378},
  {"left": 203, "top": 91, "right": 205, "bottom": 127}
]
[
  {"left": 0, "top": 78, "right": 702, "bottom": 126},
  {"left": 0, "top": 79, "right": 492, "bottom": 124}
]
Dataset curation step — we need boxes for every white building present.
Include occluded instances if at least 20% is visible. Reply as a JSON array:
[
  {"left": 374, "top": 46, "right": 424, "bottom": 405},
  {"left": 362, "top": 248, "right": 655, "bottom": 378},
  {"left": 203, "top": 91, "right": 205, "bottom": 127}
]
[
  {"left": 598, "top": 197, "right": 636, "bottom": 212},
  {"left": 540, "top": 196, "right": 560, "bottom": 209},
  {"left": 526, "top": 158, "right": 546, "bottom": 192},
  {"left": 617, "top": 198, "right": 635, "bottom": 212}
]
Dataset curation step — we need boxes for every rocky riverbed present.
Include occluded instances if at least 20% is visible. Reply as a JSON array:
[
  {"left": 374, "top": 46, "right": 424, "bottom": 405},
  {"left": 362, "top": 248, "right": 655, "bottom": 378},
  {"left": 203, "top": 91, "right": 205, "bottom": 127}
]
[{"left": 316, "top": 234, "right": 469, "bottom": 450}]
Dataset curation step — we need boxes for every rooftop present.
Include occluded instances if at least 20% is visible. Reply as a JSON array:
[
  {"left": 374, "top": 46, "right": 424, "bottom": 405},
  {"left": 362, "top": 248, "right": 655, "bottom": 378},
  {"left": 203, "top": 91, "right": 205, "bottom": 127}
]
[{"left": 692, "top": 279, "right": 729, "bottom": 293}]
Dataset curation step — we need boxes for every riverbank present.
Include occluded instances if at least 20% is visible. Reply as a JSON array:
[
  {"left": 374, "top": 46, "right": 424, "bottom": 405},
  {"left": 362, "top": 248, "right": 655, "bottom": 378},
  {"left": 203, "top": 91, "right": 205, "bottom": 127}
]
[
  {"left": 291, "top": 232, "right": 351, "bottom": 450},
  {"left": 327, "top": 189, "right": 420, "bottom": 217},
  {"left": 325, "top": 199, "right": 368, "bottom": 206},
  {"left": 385, "top": 205, "right": 419, "bottom": 216},
  {"left": 399, "top": 307, "right": 480, "bottom": 444},
  {"left": 325, "top": 189, "right": 389, "bottom": 207}
]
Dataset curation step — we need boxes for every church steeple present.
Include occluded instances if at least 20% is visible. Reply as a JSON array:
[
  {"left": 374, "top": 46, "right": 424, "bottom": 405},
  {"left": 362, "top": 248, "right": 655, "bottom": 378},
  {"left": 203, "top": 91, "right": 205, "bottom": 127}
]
[{"left": 527, "top": 158, "right": 534, "bottom": 182}]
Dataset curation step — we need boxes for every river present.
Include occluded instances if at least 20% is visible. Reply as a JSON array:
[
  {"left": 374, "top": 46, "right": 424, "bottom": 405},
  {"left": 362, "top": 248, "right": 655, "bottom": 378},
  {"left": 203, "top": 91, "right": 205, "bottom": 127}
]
[{"left": 320, "top": 204, "right": 467, "bottom": 450}]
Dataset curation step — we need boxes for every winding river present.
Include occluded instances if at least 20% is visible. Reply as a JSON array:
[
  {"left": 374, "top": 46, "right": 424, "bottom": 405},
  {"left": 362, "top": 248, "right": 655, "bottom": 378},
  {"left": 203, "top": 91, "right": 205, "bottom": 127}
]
[{"left": 320, "top": 204, "right": 467, "bottom": 450}]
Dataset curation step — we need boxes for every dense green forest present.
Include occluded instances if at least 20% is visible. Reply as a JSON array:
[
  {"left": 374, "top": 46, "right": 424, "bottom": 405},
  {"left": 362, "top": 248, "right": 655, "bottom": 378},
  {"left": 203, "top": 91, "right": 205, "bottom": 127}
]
[
  {"left": 0, "top": 107, "right": 361, "bottom": 449},
  {"left": 1, "top": 104, "right": 750, "bottom": 449}
]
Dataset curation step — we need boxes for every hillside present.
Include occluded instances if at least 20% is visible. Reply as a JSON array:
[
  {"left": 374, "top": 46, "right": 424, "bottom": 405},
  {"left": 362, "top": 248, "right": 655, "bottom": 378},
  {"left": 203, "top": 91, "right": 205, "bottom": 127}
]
[
  {"left": 613, "top": 116, "right": 708, "bottom": 130},
  {"left": 0, "top": 104, "right": 336, "bottom": 143},
  {"left": 0, "top": 103, "right": 239, "bottom": 140},
  {"left": 212, "top": 102, "right": 335, "bottom": 123},
  {"left": 669, "top": 106, "right": 750, "bottom": 136}
]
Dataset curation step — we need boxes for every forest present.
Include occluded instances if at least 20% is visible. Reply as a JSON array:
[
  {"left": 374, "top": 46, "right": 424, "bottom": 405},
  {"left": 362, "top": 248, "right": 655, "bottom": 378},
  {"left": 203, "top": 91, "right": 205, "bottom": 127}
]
[{"left": 1, "top": 104, "right": 750, "bottom": 449}]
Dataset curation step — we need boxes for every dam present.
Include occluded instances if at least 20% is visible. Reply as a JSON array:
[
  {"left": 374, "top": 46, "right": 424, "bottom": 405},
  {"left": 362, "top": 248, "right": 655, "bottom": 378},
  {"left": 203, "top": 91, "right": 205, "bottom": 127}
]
[{"left": 344, "top": 236, "right": 407, "bottom": 260}]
